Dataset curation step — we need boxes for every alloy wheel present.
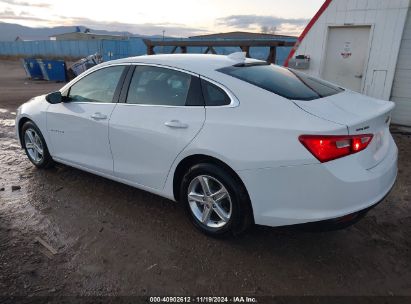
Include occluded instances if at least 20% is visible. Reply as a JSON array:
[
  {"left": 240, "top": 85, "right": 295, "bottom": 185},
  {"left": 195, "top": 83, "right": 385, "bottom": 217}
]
[
  {"left": 24, "top": 128, "right": 44, "bottom": 164},
  {"left": 187, "top": 175, "right": 232, "bottom": 228}
]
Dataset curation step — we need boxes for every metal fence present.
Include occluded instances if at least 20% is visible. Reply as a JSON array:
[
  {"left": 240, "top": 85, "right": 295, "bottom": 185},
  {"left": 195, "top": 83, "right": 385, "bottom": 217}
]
[
  {"left": 0, "top": 39, "right": 147, "bottom": 61},
  {"left": 0, "top": 38, "right": 294, "bottom": 65}
]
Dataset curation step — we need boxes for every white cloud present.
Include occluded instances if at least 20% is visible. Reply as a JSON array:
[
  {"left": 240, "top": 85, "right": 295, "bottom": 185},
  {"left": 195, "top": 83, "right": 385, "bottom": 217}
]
[
  {"left": 0, "top": 0, "right": 50, "bottom": 8},
  {"left": 216, "top": 14, "right": 308, "bottom": 35}
]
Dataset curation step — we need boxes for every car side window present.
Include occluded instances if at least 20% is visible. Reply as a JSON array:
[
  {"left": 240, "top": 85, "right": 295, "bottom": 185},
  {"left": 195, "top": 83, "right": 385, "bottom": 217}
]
[
  {"left": 68, "top": 66, "right": 125, "bottom": 103},
  {"left": 126, "top": 66, "right": 194, "bottom": 106},
  {"left": 201, "top": 79, "right": 231, "bottom": 106}
]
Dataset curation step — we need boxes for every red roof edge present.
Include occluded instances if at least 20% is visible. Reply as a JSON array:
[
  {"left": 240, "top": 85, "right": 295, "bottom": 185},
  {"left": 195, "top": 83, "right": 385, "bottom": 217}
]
[{"left": 284, "top": 0, "right": 333, "bottom": 67}]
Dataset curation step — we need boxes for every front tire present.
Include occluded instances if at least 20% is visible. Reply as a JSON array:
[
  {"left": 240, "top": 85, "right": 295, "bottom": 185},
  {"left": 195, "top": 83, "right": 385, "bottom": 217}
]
[
  {"left": 21, "top": 121, "right": 54, "bottom": 168},
  {"left": 180, "top": 163, "right": 253, "bottom": 237}
]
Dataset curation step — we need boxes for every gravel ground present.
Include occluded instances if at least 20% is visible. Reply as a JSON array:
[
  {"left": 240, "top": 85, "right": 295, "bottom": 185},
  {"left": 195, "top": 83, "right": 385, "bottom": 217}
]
[{"left": 0, "top": 59, "right": 410, "bottom": 298}]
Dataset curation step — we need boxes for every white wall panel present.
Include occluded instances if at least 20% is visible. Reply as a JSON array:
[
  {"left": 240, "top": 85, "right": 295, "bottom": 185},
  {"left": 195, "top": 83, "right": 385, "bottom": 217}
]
[
  {"left": 295, "top": 0, "right": 410, "bottom": 95},
  {"left": 291, "top": 0, "right": 410, "bottom": 125},
  {"left": 392, "top": 7, "right": 411, "bottom": 125}
]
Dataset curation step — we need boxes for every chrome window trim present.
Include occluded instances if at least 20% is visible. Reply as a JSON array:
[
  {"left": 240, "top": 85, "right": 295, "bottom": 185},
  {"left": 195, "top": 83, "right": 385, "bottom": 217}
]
[
  {"left": 130, "top": 62, "right": 199, "bottom": 77},
  {"left": 60, "top": 62, "right": 239, "bottom": 108},
  {"left": 113, "top": 103, "right": 205, "bottom": 109},
  {"left": 199, "top": 76, "right": 240, "bottom": 108},
  {"left": 59, "top": 102, "right": 117, "bottom": 105}
]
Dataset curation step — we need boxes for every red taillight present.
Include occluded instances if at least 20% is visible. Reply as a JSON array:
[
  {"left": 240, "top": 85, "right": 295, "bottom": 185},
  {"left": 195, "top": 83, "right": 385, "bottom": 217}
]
[{"left": 299, "top": 134, "right": 373, "bottom": 163}]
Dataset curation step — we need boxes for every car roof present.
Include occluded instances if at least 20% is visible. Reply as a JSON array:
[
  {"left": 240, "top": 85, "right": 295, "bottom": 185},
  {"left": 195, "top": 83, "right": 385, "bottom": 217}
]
[{"left": 101, "top": 54, "right": 262, "bottom": 77}]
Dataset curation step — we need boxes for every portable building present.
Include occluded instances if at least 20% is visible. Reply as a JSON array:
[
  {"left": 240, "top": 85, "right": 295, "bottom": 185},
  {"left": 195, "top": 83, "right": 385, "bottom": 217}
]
[
  {"left": 285, "top": 0, "right": 411, "bottom": 126},
  {"left": 50, "top": 32, "right": 128, "bottom": 41}
]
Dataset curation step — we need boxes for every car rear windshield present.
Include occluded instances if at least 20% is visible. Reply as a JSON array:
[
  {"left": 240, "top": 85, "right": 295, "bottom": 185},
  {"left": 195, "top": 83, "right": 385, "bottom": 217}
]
[{"left": 218, "top": 63, "right": 343, "bottom": 101}]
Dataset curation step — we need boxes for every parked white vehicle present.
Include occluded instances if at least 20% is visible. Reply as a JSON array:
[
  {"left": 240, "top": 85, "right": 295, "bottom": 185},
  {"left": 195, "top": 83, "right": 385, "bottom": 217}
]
[{"left": 16, "top": 53, "right": 398, "bottom": 236}]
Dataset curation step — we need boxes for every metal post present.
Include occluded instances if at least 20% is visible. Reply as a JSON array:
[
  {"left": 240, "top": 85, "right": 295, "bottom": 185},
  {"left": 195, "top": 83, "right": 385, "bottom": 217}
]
[
  {"left": 267, "top": 46, "right": 277, "bottom": 64},
  {"left": 240, "top": 46, "right": 250, "bottom": 58},
  {"left": 147, "top": 45, "right": 155, "bottom": 55},
  {"left": 162, "top": 30, "right": 165, "bottom": 54}
]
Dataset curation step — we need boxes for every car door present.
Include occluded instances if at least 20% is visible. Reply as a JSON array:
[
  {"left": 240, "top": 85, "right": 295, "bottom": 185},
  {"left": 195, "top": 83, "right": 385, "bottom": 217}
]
[
  {"left": 109, "top": 65, "right": 206, "bottom": 190},
  {"left": 46, "top": 65, "right": 127, "bottom": 175}
]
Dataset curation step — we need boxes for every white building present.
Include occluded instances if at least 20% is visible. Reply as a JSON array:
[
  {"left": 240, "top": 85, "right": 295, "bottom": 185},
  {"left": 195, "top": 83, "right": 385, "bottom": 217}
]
[{"left": 285, "top": 0, "right": 411, "bottom": 126}]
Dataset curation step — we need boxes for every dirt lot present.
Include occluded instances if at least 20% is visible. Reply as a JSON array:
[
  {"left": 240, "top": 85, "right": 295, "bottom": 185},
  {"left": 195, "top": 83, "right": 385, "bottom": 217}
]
[{"left": 0, "top": 59, "right": 411, "bottom": 298}]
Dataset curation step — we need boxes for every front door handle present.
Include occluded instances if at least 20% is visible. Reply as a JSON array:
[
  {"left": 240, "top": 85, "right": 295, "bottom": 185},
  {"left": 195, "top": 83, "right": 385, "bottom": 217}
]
[
  {"left": 90, "top": 112, "right": 107, "bottom": 120},
  {"left": 164, "top": 120, "right": 188, "bottom": 129}
]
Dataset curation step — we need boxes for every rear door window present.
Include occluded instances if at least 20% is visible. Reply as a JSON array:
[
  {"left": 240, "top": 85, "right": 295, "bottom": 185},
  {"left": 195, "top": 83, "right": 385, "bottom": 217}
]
[
  {"left": 218, "top": 63, "right": 343, "bottom": 101},
  {"left": 126, "top": 66, "right": 204, "bottom": 106}
]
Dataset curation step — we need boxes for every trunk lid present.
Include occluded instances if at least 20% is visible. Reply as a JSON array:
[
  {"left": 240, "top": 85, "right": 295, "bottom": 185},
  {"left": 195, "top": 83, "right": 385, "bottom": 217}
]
[{"left": 293, "top": 90, "right": 395, "bottom": 169}]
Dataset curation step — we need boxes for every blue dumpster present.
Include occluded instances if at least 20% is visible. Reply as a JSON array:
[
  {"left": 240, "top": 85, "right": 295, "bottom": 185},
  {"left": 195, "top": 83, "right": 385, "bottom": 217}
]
[
  {"left": 38, "top": 59, "right": 67, "bottom": 82},
  {"left": 21, "top": 58, "right": 43, "bottom": 80}
]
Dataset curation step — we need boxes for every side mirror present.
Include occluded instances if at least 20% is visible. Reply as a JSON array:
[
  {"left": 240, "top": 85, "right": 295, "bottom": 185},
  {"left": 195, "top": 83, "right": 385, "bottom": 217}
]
[{"left": 45, "top": 91, "right": 63, "bottom": 104}]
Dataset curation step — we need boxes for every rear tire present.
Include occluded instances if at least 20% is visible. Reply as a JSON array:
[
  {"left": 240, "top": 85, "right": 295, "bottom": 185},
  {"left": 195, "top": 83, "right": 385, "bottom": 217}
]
[
  {"left": 21, "top": 121, "right": 54, "bottom": 169},
  {"left": 180, "top": 163, "right": 253, "bottom": 237}
]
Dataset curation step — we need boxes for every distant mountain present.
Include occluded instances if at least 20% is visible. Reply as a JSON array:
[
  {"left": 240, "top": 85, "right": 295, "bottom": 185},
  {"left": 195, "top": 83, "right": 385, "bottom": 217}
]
[{"left": 0, "top": 22, "right": 149, "bottom": 41}]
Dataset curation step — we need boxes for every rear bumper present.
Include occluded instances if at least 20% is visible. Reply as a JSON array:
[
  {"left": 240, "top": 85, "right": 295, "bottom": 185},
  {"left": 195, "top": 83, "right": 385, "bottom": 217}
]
[
  {"left": 238, "top": 135, "right": 398, "bottom": 227},
  {"left": 299, "top": 181, "right": 394, "bottom": 230}
]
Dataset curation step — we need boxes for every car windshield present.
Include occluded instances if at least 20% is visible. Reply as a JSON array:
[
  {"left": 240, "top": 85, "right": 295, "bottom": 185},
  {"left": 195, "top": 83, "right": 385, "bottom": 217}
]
[{"left": 218, "top": 63, "right": 344, "bottom": 101}]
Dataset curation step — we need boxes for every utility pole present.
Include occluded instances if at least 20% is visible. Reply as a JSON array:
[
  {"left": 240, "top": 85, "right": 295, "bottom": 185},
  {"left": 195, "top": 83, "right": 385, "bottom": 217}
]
[{"left": 162, "top": 30, "right": 165, "bottom": 54}]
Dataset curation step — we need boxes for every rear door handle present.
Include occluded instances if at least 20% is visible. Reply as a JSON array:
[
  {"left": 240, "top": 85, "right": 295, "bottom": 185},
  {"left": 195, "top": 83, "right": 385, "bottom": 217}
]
[
  {"left": 91, "top": 112, "right": 107, "bottom": 120},
  {"left": 164, "top": 120, "right": 188, "bottom": 129}
]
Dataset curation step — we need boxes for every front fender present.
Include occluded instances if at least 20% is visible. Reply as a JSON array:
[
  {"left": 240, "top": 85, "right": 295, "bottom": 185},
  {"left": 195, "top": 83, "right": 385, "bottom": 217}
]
[{"left": 15, "top": 95, "right": 50, "bottom": 149}]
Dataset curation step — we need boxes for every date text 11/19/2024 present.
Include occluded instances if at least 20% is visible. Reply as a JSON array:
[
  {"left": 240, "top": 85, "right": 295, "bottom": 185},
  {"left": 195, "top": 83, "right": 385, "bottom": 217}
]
[{"left": 149, "top": 296, "right": 258, "bottom": 303}]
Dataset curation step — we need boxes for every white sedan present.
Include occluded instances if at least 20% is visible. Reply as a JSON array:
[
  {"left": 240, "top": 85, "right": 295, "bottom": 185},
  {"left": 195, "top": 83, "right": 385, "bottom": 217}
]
[{"left": 16, "top": 53, "right": 398, "bottom": 236}]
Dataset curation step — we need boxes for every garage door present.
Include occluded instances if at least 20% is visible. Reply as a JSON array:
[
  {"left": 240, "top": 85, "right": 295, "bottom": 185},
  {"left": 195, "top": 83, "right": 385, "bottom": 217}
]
[{"left": 391, "top": 8, "right": 411, "bottom": 126}]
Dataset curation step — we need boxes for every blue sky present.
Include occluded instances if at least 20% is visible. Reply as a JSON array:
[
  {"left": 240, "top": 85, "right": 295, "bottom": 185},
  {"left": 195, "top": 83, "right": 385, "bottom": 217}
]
[{"left": 0, "top": 0, "right": 325, "bottom": 36}]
